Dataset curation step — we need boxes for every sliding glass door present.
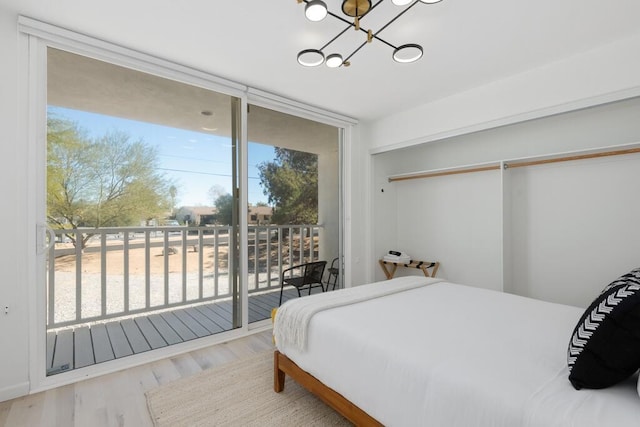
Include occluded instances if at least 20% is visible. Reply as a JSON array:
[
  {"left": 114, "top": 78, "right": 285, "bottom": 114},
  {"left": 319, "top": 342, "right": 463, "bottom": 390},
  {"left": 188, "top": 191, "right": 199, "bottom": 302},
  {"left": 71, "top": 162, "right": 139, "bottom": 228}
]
[
  {"left": 44, "top": 47, "right": 242, "bottom": 375},
  {"left": 246, "top": 104, "right": 342, "bottom": 324},
  {"left": 35, "top": 41, "right": 346, "bottom": 379}
]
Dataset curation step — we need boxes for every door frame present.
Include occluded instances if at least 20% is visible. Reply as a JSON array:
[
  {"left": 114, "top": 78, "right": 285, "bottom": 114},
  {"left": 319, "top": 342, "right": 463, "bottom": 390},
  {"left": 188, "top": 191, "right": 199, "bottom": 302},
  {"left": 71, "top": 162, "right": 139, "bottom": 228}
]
[{"left": 19, "top": 16, "right": 357, "bottom": 393}]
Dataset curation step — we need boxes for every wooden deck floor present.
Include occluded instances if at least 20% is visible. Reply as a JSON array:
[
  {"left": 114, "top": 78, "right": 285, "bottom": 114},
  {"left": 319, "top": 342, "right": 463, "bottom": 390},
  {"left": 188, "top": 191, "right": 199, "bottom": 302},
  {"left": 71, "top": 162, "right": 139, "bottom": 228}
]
[{"left": 46, "top": 287, "right": 319, "bottom": 375}]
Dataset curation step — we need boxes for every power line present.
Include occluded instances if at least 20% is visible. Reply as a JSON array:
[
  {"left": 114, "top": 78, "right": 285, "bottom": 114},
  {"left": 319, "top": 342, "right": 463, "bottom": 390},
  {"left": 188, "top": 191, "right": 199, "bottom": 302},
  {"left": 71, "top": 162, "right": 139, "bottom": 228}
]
[
  {"left": 158, "top": 153, "right": 229, "bottom": 164},
  {"left": 157, "top": 167, "right": 260, "bottom": 180}
]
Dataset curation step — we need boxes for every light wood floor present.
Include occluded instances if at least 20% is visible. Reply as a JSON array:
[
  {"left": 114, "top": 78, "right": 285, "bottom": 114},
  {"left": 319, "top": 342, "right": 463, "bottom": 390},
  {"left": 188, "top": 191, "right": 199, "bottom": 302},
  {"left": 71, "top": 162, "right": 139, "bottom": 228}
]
[{"left": 0, "top": 330, "right": 274, "bottom": 427}]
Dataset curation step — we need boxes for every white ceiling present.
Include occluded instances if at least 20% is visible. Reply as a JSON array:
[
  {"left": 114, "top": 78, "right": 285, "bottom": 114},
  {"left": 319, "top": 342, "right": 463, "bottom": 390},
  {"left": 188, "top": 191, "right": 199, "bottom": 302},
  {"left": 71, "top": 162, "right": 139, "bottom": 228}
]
[{"left": 4, "top": 0, "right": 640, "bottom": 121}]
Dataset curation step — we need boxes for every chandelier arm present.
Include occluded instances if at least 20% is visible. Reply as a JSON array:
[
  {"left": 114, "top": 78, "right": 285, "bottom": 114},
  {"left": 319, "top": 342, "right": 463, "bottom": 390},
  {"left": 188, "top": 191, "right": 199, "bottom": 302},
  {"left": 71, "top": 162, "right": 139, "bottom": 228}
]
[
  {"left": 326, "top": 9, "right": 357, "bottom": 26},
  {"left": 375, "top": 0, "right": 420, "bottom": 36},
  {"left": 337, "top": 0, "right": 415, "bottom": 49},
  {"left": 319, "top": 11, "right": 393, "bottom": 51},
  {"left": 342, "top": 40, "right": 369, "bottom": 64},
  {"left": 357, "top": 0, "right": 417, "bottom": 49},
  {"left": 319, "top": 25, "right": 353, "bottom": 51},
  {"left": 369, "top": 34, "right": 397, "bottom": 50}
]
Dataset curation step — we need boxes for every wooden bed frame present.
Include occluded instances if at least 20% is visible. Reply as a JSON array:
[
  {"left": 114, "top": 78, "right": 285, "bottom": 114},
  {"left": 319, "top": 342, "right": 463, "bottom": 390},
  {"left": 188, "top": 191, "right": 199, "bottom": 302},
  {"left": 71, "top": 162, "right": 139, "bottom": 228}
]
[{"left": 274, "top": 350, "right": 383, "bottom": 426}]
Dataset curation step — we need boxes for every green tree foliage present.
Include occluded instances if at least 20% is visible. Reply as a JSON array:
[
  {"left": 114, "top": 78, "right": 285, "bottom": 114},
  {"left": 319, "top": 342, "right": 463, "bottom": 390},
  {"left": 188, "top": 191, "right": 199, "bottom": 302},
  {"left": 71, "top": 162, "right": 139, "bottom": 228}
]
[
  {"left": 257, "top": 147, "right": 318, "bottom": 224},
  {"left": 214, "top": 193, "right": 234, "bottom": 225},
  {"left": 207, "top": 184, "right": 227, "bottom": 205},
  {"left": 169, "top": 185, "right": 178, "bottom": 216},
  {"left": 47, "top": 117, "right": 172, "bottom": 247}
]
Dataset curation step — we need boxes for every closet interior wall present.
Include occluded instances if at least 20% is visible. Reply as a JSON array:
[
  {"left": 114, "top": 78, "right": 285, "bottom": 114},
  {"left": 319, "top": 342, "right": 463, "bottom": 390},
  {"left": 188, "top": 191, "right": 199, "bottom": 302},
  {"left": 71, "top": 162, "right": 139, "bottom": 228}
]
[{"left": 372, "top": 96, "right": 640, "bottom": 307}]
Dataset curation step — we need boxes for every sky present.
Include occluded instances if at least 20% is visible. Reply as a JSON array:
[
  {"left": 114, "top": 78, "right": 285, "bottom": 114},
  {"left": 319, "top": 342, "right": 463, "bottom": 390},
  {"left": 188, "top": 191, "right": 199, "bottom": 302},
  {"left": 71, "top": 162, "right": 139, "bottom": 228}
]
[{"left": 48, "top": 106, "right": 275, "bottom": 207}]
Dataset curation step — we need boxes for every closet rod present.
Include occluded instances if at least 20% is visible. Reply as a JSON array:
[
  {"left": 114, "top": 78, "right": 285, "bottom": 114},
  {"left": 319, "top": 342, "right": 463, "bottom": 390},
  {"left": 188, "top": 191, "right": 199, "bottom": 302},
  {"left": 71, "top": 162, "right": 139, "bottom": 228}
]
[
  {"left": 504, "top": 147, "right": 640, "bottom": 169},
  {"left": 388, "top": 146, "right": 640, "bottom": 182},
  {"left": 388, "top": 164, "right": 500, "bottom": 182}
]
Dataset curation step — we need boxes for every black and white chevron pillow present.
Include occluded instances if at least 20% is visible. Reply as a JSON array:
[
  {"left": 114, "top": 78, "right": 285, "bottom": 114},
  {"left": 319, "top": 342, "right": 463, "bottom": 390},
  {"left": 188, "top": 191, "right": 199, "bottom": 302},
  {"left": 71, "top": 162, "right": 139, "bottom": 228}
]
[{"left": 567, "top": 268, "right": 640, "bottom": 390}]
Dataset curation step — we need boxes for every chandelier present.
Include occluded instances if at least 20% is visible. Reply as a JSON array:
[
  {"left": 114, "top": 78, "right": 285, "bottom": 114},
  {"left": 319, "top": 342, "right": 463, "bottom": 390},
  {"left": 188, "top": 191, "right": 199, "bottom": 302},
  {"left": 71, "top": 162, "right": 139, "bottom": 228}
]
[{"left": 296, "top": 0, "right": 443, "bottom": 68}]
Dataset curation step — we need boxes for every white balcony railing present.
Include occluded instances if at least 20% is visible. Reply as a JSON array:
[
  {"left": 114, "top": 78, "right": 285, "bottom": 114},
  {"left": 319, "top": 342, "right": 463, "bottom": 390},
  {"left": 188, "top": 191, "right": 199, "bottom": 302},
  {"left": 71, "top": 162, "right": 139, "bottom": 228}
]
[{"left": 47, "top": 225, "right": 322, "bottom": 329}]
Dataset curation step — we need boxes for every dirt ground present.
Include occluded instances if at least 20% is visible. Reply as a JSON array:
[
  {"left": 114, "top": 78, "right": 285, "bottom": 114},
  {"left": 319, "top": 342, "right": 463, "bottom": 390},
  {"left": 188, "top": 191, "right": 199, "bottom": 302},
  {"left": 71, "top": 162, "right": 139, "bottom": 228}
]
[
  {"left": 54, "top": 245, "right": 228, "bottom": 275},
  {"left": 53, "top": 235, "right": 318, "bottom": 275}
]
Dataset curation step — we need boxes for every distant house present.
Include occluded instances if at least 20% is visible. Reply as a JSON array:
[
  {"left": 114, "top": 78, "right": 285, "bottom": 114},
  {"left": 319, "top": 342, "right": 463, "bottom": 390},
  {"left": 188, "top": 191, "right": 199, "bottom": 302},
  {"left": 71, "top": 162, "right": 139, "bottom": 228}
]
[
  {"left": 175, "top": 205, "right": 272, "bottom": 225},
  {"left": 175, "top": 206, "right": 217, "bottom": 225},
  {"left": 248, "top": 205, "right": 272, "bottom": 225}
]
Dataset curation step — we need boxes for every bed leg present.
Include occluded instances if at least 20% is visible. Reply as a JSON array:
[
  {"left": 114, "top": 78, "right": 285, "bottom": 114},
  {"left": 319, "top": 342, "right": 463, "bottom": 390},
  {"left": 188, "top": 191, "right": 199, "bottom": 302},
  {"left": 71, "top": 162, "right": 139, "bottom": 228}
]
[{"left": 274, "top": 351, "right": 286, "bottom": 392}]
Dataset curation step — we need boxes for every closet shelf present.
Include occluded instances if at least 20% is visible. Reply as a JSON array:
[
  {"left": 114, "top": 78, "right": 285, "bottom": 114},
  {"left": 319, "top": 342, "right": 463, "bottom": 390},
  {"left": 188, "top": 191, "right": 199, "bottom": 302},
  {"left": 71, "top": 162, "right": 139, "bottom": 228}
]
[
  {"left": 388, "top": 143, "right": 640, "bottom": 183},
  {"left": 388, "top": 162, "right": 500, "bottom": 182}
]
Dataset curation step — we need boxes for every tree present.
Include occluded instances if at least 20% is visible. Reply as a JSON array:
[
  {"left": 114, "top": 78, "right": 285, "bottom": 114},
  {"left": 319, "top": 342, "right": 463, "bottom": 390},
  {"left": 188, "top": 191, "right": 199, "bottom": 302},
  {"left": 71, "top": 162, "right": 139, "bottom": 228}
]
[
  {"left": 214, "top": 193, "right": 234, "bottom": 225},
  {"left": 208, "top": 184, "right": 227, "bottom": 204},
  {"left": 47, "top": 117, "right": 172, "bottom": 247},
  {"left": 257, "top": 147, "right": 318, "bottom": 224},
  {"left": 169, "top": 185, "right": 178, "bottom": 217}
]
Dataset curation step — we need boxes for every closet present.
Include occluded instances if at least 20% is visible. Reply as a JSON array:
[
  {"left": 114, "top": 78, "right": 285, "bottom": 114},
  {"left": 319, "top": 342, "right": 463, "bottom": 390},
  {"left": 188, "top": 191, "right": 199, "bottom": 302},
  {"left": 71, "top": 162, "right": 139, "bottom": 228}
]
[{"left": 372, "top": 97, "right": 640, "bottom": 307}]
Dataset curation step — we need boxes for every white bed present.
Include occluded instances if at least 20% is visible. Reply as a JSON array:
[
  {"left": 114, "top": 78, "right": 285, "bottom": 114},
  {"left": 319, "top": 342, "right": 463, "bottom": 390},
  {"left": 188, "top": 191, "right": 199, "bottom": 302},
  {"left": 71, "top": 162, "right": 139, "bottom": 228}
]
[{"left": 273, "top": 277, "right": 640, "bottom": 426}]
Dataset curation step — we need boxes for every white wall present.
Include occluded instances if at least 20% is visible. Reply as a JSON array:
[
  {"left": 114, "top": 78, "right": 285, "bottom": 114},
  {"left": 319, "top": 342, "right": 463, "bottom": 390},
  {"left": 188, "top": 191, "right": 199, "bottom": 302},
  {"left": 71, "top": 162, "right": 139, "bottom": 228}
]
[
  {"left": 363, "top": 33, "right": 640, "bottom": 153},
  {"left": 317, "top": 147, "right": 340, "bottom": 264},
  {"left": 0, "top": 5, "right": 30, "bottom": 401},
  {"left": 345, "top": 124, "right": 371, "bottom": 286},
  {"left": 387, "top": 171, "right": 503, "bottom": 290},
  {"left": 372, "top": 156, "right": 502, "bottom": 288},
  {"left": 508, "top": 153, "right": 640, "bottom": 307},
  {"left": 373, "top": 96, "right": 640, "bottom": 171}
]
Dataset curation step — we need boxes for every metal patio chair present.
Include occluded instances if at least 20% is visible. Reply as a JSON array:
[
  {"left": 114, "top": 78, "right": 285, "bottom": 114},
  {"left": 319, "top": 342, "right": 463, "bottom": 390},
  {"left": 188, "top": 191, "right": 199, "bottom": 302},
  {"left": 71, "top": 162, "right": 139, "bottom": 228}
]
[
  {"left": 325, "top": 257, "right": 340, "bottom": 291},
  {"left": 279, "top": 260, "right": 327, "bottom": 306}
]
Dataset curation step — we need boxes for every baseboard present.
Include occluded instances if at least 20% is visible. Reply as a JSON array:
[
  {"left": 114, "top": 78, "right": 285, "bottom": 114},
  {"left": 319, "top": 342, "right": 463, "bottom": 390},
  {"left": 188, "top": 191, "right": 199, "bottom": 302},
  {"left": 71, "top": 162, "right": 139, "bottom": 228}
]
[{"left": 0, "top": 381, "right": 29, "bottom": 403}]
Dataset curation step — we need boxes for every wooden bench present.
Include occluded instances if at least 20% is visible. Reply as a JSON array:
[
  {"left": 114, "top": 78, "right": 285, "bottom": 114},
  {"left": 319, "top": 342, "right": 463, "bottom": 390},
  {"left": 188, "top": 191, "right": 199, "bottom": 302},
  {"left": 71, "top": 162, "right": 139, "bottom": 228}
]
[{"left": 379, "top": 259, "right": 439, "bottom": 279}]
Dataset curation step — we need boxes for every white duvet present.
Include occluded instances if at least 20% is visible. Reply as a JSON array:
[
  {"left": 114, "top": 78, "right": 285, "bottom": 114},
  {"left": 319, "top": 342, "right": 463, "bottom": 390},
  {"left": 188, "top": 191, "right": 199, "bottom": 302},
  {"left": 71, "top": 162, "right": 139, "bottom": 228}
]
[{"left": 275, "top": 279, "right": 640, "bottom": 426}]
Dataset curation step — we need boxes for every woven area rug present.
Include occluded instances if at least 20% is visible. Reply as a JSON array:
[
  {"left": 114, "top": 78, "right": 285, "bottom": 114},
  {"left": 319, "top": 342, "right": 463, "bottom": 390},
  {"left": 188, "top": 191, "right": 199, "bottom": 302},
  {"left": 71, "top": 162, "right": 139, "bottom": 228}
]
[{"left": 145, "top": 350, "right": 351, "bottom": 426}]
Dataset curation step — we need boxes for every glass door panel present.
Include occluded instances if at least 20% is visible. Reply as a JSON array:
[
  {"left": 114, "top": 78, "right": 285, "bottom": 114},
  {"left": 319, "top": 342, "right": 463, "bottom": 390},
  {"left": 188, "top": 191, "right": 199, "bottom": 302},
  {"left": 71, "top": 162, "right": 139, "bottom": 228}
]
[
  {"left": 246, "top": 104, "right": 341, "bottom": 323},
  {"left": 45, "top": 47, "right": 241, "bottom": 375}
]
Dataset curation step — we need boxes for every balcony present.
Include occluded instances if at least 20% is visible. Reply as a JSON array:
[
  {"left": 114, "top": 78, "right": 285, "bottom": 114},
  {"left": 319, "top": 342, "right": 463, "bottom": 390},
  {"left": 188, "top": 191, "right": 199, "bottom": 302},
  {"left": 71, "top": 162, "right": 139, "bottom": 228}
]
[{"left": 46, "top": 224, "right": 330, "bottom": 375}]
